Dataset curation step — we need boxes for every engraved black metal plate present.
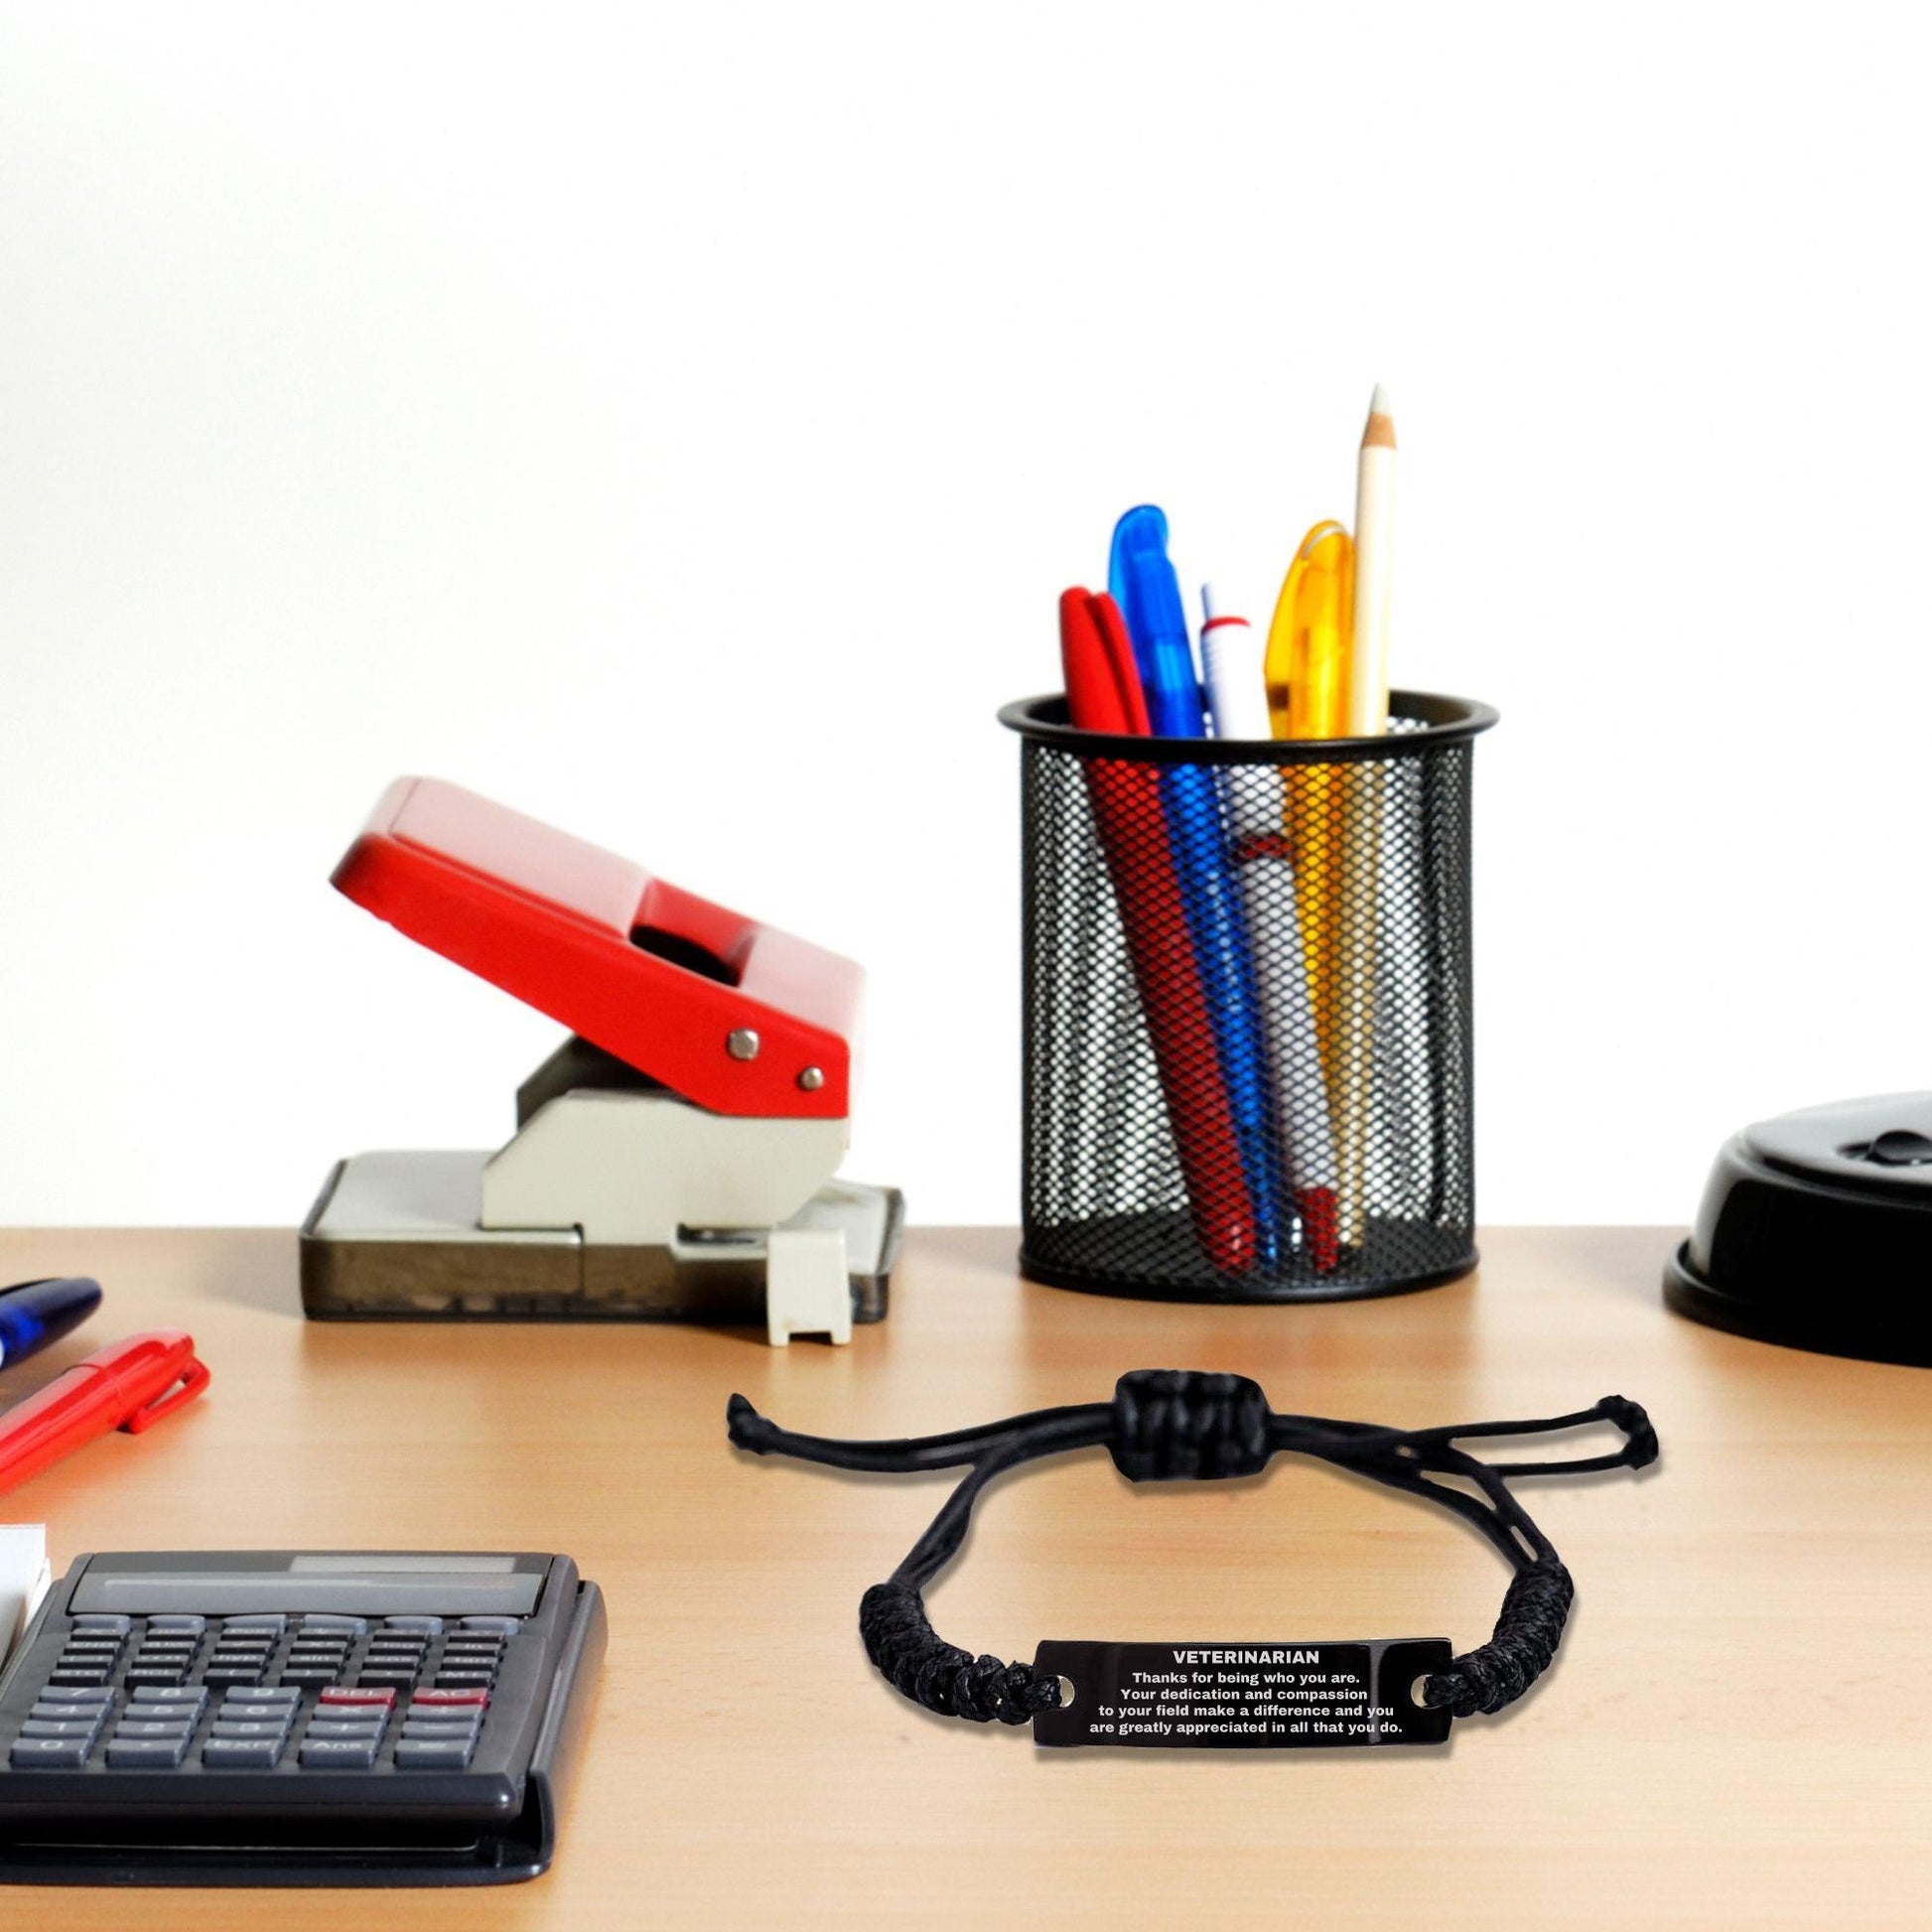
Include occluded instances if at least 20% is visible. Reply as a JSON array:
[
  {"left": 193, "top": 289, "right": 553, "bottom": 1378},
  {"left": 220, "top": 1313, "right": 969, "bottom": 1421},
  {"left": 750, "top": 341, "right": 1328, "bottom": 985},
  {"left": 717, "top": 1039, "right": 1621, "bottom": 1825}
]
[{"left": 1031, "top": 1639, "right": 1453, "bottom": 1748}]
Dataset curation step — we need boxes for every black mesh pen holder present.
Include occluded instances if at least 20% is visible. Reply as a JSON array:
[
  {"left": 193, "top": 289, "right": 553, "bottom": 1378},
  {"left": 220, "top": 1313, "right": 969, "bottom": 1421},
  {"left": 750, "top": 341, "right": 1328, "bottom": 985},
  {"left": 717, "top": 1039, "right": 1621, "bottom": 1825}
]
[{"left": 1001, "top": 691, "right": 1498, "bottom": 1303}]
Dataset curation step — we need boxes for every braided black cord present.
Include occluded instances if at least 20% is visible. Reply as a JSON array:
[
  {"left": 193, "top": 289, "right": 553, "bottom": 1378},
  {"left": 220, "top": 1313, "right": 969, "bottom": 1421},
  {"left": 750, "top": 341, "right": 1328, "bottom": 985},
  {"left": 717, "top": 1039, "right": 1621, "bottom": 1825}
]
[
  {"left": 729, "top": 1372, "right": 1656, "bottom": 1729},
  {"left": 859, "top": 1581, "right": 1059, "bottom": 1725},
  {"left": 1423, "top": 1560, "right": 1575, "bottom": 1717}
]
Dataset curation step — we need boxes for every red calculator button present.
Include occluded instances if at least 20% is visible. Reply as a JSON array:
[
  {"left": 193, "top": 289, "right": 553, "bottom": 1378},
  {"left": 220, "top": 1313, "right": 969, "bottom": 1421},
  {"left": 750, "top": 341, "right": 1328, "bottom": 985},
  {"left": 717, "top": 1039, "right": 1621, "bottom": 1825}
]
[
  {"left": 317, "top": 1688, "right": 395, "bottom": 1708},
  {"left": 410, "top": 1689, "right": 489, "bottom": 1709}
]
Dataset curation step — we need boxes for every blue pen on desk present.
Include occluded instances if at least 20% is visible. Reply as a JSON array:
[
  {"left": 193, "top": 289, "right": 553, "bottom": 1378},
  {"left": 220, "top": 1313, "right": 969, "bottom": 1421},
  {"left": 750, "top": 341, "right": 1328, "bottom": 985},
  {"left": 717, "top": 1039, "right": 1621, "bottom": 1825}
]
[
  {"left": 1109, "top": 506, "right": 1281, "bottom": 1268},
  {"left": 0, "top": 1277, "right": 102, "bottom": 1369}
]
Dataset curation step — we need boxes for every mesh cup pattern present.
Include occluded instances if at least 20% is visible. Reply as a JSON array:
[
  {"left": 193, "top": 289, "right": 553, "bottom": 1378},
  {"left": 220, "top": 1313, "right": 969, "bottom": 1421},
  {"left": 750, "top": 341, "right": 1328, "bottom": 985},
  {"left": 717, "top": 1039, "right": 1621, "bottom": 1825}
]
[{"left": 1016, "top": 707, "right": 1479, "bottom": 1302}]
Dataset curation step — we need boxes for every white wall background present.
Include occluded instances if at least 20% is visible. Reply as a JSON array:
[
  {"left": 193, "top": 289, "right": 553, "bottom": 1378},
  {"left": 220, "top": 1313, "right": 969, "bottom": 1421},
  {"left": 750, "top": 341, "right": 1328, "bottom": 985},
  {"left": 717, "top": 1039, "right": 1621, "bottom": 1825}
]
[{"left": 1, "top": 2, "right": 1926, "bottom": 1228}]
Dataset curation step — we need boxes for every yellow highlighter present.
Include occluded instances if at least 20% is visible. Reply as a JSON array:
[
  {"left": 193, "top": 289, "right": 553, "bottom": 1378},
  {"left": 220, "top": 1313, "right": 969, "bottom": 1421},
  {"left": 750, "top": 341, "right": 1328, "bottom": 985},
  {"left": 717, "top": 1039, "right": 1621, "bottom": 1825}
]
[
  {"left": 1266, "top": 520, "right": 1371, "bottom": 1255},
  {"left": 1265, "top": 520, "right": 1353, "bottom": 741}
]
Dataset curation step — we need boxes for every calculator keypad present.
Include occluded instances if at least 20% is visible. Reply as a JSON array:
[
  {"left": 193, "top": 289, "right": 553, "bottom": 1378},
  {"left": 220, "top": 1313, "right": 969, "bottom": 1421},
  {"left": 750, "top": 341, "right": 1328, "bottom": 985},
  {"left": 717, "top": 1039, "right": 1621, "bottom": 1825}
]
[{"left": 6, "top": 1612, "right": 521, "bottom": 1773}]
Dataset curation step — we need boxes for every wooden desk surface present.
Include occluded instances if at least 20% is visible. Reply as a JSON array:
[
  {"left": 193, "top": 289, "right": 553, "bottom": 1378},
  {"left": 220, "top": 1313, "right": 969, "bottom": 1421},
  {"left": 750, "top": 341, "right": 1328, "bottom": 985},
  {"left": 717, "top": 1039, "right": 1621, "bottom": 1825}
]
[{"left": 0, "top": 1224, "right": 1924, "bottom": 1928}]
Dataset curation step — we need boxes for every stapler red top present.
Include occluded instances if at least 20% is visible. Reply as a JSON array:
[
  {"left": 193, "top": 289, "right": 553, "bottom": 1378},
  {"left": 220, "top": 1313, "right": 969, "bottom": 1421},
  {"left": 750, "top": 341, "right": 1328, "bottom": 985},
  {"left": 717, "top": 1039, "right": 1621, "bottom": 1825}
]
[
  {"left": 333, "top": 776, "right": 859, "bottom": 1118},
  {"left": 301, "top": 778, "right": 901, "bottom": 1344}
]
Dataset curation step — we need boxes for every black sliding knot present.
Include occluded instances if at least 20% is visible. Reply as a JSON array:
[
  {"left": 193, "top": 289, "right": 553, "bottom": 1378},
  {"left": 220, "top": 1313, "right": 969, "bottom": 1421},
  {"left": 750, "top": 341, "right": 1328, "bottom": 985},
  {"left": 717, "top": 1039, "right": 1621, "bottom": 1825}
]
[
  {"left": 1422, "top": 1561, "right": 1575, "bottom": 1717},
  {"left": 860, "top": 1582, "right": 1058, "bottom": 1725},
  {"left": 732, "top": 1373, "right": 1656, "bottom": 1732},
  {"left": 1110, "top": 1370, "right": 1271, "bottom": 1481}
]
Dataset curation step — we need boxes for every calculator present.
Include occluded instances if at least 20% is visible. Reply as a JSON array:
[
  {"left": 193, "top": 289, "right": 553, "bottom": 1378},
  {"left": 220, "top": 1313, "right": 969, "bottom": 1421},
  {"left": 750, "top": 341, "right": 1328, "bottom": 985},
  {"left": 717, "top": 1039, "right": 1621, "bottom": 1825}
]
[{"left": 0, "top": 1550, "right": 605, "bottom": 1886}]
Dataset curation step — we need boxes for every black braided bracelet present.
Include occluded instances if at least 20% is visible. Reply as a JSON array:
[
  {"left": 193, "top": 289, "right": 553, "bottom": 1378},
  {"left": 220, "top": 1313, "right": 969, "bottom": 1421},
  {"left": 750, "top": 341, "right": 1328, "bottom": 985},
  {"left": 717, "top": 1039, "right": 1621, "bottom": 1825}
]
[{"left": 729, "top": 1369, "right": 1658, "bottom": 1742}]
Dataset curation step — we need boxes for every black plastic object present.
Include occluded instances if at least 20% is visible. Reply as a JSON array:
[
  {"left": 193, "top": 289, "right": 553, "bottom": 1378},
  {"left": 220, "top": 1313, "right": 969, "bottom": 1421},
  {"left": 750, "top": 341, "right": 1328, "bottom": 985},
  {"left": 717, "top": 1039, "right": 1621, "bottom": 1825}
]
[
  {"left": 0, "top": 1551, "right": 605, "bottom": 1886},
  {"left": 1665, "top": 1093, "right": 1932, "bottom": 1367},
  {"left": 1000, "top": 690, "right": 1497, "bottom": 1302}
]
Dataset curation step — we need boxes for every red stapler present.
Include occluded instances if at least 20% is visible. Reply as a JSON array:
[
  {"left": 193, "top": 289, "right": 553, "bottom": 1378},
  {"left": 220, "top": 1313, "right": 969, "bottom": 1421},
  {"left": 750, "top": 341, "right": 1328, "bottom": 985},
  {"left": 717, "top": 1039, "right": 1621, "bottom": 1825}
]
[{"left": 300, "top": 778, "right": 902, "bottom": 1343}]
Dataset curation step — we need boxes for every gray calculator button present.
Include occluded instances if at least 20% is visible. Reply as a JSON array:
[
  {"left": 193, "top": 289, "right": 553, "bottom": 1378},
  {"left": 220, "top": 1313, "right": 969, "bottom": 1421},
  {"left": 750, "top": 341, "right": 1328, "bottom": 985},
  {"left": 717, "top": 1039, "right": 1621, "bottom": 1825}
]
[
  {"left": 71, "top": 1615, "right": 133, "bottom": 1634},
  {"left": 35, "top": 1685, "right": 114, "bottom": 1706},
  {"left": 276, "top": 1666, "right": 340, "bottom": 1687},
  {"left": 299, "top": 1737, "right": 379, "bottom": 1769},
  {"left": 107, "top": 1736, "right": 191, "bottom": 1768},
  {"left": 209, "top": 1719, "right": 293, "bottom": 1740},
  {"left": 299, "top": 1615, "right": 368, "bottom": 1636},
  {"left": 394, "top": 1737, "right": 475, "bottom": 1768},
  {"left": 303, "top": 1723, "right": 385, "bottom": 1745},
  {"left": 220, "top": 1614, "right": 287, "bottom": 1633},
  {"left": 10, "top": 1736, "right": 89, "bottom": 1766},
  {"left": 113, "top": 1720, "right": 198, "bottom": 1740},
  {"left": 457, "top": 1616, "right": 520, "bottom": 1635},
  {"left": 123, "top": 1667, "right": 190, "bottom": 1687},
  {"left": 354, "top": 1670, "right": 421, "bottom": 1691},
  {"left": 20, "top": 1718, "right": 103, "bottom": 1738},
  {"left": 383, "top": 1616, "right": 445, "bottom": 1634},
  {"left": 47, "top": 1669, "right": 111, "bottom": 1685},
  {"left": 435, "top": 1672, "right": 496, "bottom": 1688},
  {"left": 202, "top": 1737, "right": 285, "bottom": 1769},
  {"left": 125, "top": 1686, "right": 207, "bottom": 1706},
  {"left": 60, "top": 1637, "right": 125, "bottom": 1653},
  {"left": 400, "top": 1718, "right": 480, "bottom": 1740},
  {"left": 204, "top": 1667, "right": 265, "bottom": 1688},
  {"left": 222, "top": 1686, "right": 301, "bottom": 1706},
  {"left": 147, "top": 1614, "right": 207, "bottom": 1633}
]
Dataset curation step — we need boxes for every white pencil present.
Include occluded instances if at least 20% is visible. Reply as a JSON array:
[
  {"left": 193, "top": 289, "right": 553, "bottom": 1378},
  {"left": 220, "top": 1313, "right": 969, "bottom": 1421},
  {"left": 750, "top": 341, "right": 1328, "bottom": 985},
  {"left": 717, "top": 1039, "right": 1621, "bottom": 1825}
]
[
  {"left": 1200, "top": 583, "right": 1340, "bottom": 1270},
  {"left": 1333, "top": 385, "right": 1395, "bottom": 1252},
  {"left": 1347, "top": 385, "right": 1396, "bottom": 736}
]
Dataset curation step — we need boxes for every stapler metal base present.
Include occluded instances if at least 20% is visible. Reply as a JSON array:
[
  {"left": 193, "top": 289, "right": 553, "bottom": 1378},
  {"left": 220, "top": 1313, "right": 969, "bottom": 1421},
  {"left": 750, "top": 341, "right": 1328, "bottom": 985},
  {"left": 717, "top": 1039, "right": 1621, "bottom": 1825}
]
[{"left": 299, "top": 1152, "right": 902, "bottom": 1327}]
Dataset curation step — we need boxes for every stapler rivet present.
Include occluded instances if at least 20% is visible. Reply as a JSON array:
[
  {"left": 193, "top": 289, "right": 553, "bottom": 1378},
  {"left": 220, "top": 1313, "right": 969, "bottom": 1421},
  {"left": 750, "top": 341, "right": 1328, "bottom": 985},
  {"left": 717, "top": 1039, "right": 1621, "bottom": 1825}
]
[{"left": 301, "top": 778, "right": 903, "bottom": 1345}]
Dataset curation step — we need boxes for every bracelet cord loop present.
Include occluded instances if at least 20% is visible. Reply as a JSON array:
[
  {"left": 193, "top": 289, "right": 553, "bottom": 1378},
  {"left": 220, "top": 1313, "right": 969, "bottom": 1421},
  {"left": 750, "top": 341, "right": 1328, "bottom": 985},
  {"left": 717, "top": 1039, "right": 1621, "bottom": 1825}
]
[{"left": 729, "top": 1371, "right": 1656, "bottom": 1728}]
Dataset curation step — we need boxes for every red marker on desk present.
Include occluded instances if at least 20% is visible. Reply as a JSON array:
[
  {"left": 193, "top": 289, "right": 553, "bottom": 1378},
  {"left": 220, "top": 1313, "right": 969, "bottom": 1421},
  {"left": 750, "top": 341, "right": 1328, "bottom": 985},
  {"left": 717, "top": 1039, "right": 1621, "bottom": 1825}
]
[{"left": 0, "top": 1332, "right": 209, "bottom": 1497}]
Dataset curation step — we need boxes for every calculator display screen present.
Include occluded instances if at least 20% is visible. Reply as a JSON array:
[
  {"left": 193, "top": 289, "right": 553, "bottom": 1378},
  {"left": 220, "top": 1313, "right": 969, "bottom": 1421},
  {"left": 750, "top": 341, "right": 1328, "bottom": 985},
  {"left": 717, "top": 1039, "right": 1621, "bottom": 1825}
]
[{"left": 69, "top": 1552, "right": 547, "bottom": 1616}]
